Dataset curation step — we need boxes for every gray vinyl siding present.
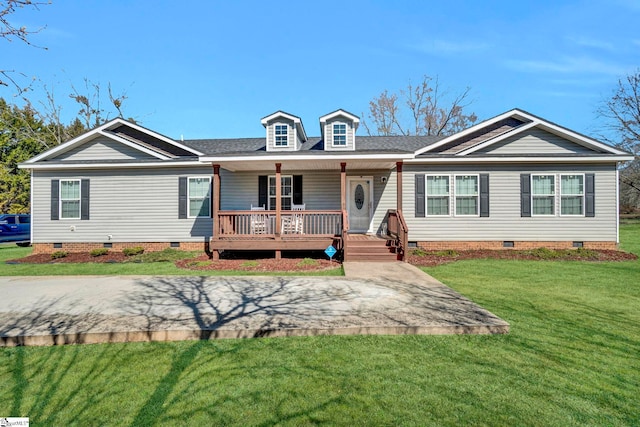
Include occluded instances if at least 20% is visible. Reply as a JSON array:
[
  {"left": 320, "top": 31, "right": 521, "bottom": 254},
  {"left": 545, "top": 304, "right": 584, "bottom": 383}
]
[
  {"left": 219, "top": 170, "right": 342, "bottom": 210},
  {"left": 478, "top": 128, "right": 597, "bottom": 155},
  {"left": 53, "top": 136, "right": 157, "bottom": 161},
  {"left": 266, "top": 119, "right": 296, "bottom": 152},
  {"left": 219, "top": 169, "right": 392, "bottom": 233},
  {"left": 32, "top": 166, "right": 213, "bottom": 243},
  {"left": 324, "top": 117, "right": 356, "bottom": 151},
  {"left": 399, "top": 164, "right": 618, "bottom": 242}
]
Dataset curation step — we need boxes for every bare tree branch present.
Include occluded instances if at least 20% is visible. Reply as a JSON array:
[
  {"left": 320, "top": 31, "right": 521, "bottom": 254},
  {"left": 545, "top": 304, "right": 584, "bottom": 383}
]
[
  {"left": 1, "top": 0, "right": 50, "bottom": 93},
  {"left": 363, "top": 75, "right": 477, "bottom": 137}
]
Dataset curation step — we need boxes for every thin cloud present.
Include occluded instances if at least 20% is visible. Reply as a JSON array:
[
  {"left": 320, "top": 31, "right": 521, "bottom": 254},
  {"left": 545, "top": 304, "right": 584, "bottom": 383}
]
[
  {"left": 566, "top": 36, "right": 617, "bottom": 52},
  {"left": 504, "top": 56, "right": 629, "bottom": 76},
  {"left": 540, "top": 90, "right": 599, "bottom": 99},
  {"left": 411, "top": 39, "right": 491, "bottom": 55}
]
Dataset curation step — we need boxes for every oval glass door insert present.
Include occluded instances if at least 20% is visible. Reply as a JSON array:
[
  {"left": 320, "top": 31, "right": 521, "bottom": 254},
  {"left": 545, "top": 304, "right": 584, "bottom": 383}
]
[{"left": 355, "top": 184, "right": 365, "bottom": 210}]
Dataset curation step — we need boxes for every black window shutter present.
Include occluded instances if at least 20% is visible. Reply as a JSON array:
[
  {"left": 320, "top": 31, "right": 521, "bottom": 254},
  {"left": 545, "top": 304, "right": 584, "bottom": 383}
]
[
  {"left": 210, "top": 180, "right": 214, "bottom": 218},
  {"left": 585, "top": 173, "right": 595, "bottom": 217},
  {"left": 415, "top": 174, "right": 425, "bottom": 217},
  {"left": 520, "top": 174, "right": 531, "bottom": 217},
  {"left": 293, "top": 175, "right": 303, "bottom": 205},
  {"left": 178, "top": 177, "right": 187, "bottom": 219},
  {"left": 51, "top": 179, "right": 59, "bottom": 220},
  {"left": 81, "top": 179, "right": 90, "bottom": 220},
  {"left": 258, "top": 175, "right": 268, "bottom": 208},
  {"left": 480, "top": 174, "right": 490, "bottom": 217}
]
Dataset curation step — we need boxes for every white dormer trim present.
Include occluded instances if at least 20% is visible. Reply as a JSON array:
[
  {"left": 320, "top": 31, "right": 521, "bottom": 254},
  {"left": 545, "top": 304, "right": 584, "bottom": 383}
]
[
  {"left": 319, "top": 109, "right": 360, "bottom": 135},
  {"left": 415, "top": 108, "right": 630, "bottom": 156},
  {"left": 25, "top": 118, "right": 203, "bottom": 163},
  {"left": 273, "top": 122, "right": 290, "bottom": 147},
  {"left": 331, "top": 121, "right": 348, "bottom": 147},
  {"left": 261, "top": 111, "right": 307, "bottom": 142}
]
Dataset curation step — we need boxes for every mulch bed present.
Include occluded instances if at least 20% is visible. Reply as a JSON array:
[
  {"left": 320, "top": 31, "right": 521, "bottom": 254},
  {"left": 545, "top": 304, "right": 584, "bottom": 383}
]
[
  {"left": 175, "top": 254, "right": 338, "bottom": 272},
  {"left": 407, "top": 249, "right": 638, "bottom": 267},
  {"left": 7, "top": 249, "right": 637, "bottom": 271},
  {"left": 7, "top": 252, "right": 340, "bottom": 272},
  {"left": 9, "top": 252, "right": 131, "bottom": 264}
]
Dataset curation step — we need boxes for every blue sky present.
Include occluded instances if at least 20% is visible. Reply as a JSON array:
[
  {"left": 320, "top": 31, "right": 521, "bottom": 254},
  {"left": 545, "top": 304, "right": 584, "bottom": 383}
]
[{"left": 3, "top": 0, "right": 639, "bottom": 140}]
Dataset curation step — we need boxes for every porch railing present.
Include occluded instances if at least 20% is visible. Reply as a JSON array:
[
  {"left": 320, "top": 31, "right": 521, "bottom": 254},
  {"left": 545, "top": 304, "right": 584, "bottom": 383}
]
[
  {"left": 387, "top": 209, "right": 408, "bottom": 261},
  {"left": 216, "top": 210, "right": 343, "bottom": 237}
]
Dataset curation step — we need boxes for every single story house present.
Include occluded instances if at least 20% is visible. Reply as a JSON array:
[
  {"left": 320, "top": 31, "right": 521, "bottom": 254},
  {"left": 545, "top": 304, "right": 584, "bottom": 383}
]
[{"left": 20, "top": 108, "right": 633, "bottom": 261}]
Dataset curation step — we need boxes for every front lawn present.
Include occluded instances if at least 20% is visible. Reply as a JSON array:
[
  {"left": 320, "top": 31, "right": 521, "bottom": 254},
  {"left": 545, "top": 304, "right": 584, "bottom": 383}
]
[
  {"left": 0, "top": 245, "right": 343, "bottom": 276},
  {"left": 0, "top": 224, "right": 638, "bottom": 425}
]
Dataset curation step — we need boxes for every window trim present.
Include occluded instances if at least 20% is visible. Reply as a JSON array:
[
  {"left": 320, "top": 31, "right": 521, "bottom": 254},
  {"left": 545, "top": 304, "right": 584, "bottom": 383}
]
[
  {"left": 560, "top": 173, "right": 585, "bottom": 217},
  {"left": 60, "top": 179, "right": 81, "bottom": 220},
  {"left": 425, "top": 174, "right": 451, "bottom": 217},
  {"left": 274, "top": 123, "right": 289, "bottom": 147},
  {"left": 332, "top": 122, "right": 347, "bottom": 146},
  {"left": 268, "top": 174, "right": 293, "bottom": 210},
  {"left": 531, "top": 174, "right": 556, "bottom": 217},
  {"left": 187, "top": 176, "right": 211, "bottom": 218},
  {"left": 454, "top": 174, "right": 479, "bottom": 217}
]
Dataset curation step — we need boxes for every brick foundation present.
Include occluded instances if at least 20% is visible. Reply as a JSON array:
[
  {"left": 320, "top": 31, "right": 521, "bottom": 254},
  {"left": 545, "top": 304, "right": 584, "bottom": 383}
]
[
  {"left": 415, "top": 241, "right": 619, "bottom": 251},
  {"left": 32, "top": 241, "right": 208, "bottom": 254}
]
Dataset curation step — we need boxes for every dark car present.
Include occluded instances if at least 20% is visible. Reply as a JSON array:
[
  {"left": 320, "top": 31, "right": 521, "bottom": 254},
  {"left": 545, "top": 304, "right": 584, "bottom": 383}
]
[{"left": 0, "top": 214, "right": 31, "bottom": 246}]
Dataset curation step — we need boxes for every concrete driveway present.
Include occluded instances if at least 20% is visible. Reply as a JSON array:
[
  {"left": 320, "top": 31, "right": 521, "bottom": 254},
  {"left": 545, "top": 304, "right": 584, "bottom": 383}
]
[{"left": 0, "top": 262, "right": 508, "bottom": 346}]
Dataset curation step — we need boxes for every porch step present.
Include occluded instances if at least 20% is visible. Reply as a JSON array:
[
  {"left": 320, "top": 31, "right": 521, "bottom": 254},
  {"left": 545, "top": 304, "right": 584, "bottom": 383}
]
[{"left": 345, "top": 235, "right": 398, "bottom": 262}]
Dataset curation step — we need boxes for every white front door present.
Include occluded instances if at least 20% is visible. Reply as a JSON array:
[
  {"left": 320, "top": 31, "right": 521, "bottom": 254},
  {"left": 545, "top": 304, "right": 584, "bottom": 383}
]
[{"left": 347, "top": 177, "right": 373, "bottom": 233}]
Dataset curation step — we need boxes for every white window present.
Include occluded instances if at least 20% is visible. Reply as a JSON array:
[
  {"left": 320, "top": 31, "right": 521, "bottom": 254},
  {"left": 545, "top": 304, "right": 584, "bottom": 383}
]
[
  {"left": 561, "top": 174, "right": 584, "bottom": 216},
  {"left": 532, "top": 175, "right": 555, "bottom": 216},
  {"left": 188, "top": 177, "right": 211, "bottom": 217},
  {"left": 426, "top": 175, "right": 450, "bottom": 216},
  {"left": 275, "top": 124, "right": 288, "bottom": 146},
  {"left": 60, "top": 179, "right": 81, "bottom": 219},
  {"left": 455, "top": 175, "right": 478, "bottom": 216},
  {"left": 268, "top": 175, "right": 293, "bottom": 210},
  {"left": 333, "top": 123, "right": 347, "bottom": 146}
]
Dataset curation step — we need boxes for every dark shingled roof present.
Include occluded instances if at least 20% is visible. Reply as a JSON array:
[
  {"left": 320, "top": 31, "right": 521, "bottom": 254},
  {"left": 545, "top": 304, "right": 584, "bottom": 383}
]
[{"left": 180, "top": 135, "right": 445, "bottom": 156}]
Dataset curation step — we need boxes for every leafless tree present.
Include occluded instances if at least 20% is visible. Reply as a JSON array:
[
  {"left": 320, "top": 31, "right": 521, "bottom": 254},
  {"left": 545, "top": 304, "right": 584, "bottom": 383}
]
[
  {"left": 362, "top": 75, "right": 477, "bottom": 137},
  {"left": 598, "top": 69, "right": 640, "bottom": 210},
  {"left": 0, "top": 0, "right": 50, "bottom": 93}
]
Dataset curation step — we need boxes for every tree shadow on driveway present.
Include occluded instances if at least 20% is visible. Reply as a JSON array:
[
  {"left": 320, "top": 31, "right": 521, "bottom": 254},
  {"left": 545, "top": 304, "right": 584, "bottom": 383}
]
[{"left": 119, "top": 276, "right": 352, "bottom": 338}]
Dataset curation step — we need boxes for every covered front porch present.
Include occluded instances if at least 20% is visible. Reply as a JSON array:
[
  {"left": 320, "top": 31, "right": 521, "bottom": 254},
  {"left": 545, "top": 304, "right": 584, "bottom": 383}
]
[{"left": 205, "top": 157, "right": 409, "bottom": 260}]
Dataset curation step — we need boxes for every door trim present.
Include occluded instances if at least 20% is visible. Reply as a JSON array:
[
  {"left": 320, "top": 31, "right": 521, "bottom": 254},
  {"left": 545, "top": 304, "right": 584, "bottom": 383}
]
[{"left": 346, "top": 176, "right": 374, "bottom": 233}]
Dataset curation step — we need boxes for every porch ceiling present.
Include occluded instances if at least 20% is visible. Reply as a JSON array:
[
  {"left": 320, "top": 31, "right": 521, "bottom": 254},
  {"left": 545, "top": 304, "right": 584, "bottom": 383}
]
[{"left": 204, "top": 157, "right": 408, "bottom": 172}]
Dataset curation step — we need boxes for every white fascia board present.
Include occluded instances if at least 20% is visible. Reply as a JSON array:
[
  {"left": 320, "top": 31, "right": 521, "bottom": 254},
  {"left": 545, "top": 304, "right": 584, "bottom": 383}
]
[
  {"left": 405, "top": 155, "right": 635, "bottom": 164},
  {"left": 199, "top": 153, "right": 414, "bottom": 162},
  {"left": 98, "top": 131, "right": 171, "bottom": 160},
  {"left": 414, "top": 109, "right": 526, "bottom": 155},
  {"left": 19, "top": 161, "right": 204, "bottom": 170},
  {"left": 319, "top": 109, "right": 360, "bottom": 124},
  {"left": 25, "top": 117, "right": 202, "bottom": 164},
  {"left": 455, "top": 120, "right": 540, "bottom": 156},
  {"left": 533, "top": 122, "right": 630, "bottom": 155},
  {"left": 106, "top": 119, "right": 204, "bottom": 156},
  {"left": 260, "top": 111, "right": 307, "bottom": 141},
  {"left": 260, "top": 111, "right": 301, "bottom": 125},
  {"left": 25, "top": 119, "right": 118, "bottom": 163}
]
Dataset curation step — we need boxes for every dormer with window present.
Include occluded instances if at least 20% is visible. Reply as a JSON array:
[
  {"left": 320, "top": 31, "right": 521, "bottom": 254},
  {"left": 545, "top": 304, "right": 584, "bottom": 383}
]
[
  {"left": 319, "top": 109, "right": 360, "bottom": 151},
  {"left": 261, "top": 111, "right": 307, "bottom": 152}
]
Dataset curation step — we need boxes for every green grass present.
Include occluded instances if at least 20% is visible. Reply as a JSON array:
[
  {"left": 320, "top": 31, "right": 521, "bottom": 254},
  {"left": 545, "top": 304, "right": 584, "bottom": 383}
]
[
  {"left": 0, "top": 225, "right": 638, "bottom": 425},
  {"left": 0, "top": 245, "right": 343, "bottom": 276}
]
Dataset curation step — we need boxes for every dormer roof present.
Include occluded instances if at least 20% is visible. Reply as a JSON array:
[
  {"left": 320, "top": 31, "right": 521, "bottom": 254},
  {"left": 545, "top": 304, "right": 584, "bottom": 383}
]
[{"left": 260, "top": 110, "right": 308, "bottom": 142}]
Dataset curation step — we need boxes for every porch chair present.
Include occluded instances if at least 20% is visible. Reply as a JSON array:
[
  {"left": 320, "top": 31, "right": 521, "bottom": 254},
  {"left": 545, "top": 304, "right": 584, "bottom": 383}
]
[
  {"left": 282, "top": 204, "right": 305, "bottom": 234},
  {"left": 250, "top": 205, "right": 269, "bottom": 234}
]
